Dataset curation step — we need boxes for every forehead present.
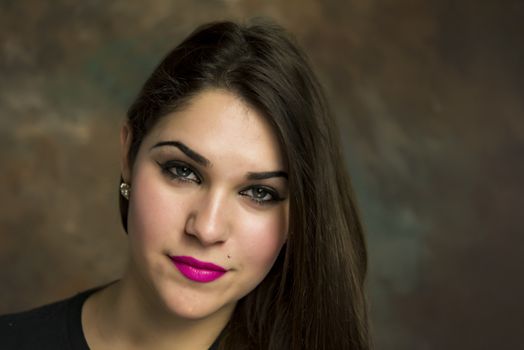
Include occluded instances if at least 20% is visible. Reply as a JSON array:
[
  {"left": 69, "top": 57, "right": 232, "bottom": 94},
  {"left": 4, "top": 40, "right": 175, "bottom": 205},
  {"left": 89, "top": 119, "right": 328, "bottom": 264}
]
[{"left": 144, "top": 89, "right": 285, "bottom": 170}]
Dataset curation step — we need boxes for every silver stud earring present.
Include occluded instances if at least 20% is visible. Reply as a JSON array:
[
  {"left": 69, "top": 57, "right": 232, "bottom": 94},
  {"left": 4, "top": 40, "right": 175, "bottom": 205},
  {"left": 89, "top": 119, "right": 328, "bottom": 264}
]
[{"left": 120, "top": 182, "right": 131, "bottom": 200}]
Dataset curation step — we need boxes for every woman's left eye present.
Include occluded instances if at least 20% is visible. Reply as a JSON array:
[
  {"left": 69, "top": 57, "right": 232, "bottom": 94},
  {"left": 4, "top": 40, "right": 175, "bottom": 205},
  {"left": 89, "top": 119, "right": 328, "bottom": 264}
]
[{"left": 240, "top": 186, "right": 282, "bottom": 205}]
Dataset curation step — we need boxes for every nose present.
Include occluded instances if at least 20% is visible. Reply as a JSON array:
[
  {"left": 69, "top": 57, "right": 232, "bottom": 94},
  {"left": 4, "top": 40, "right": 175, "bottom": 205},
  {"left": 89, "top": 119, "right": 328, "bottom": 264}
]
[{"left": 184, "top": 188, "right": 231, "bottom": 246}]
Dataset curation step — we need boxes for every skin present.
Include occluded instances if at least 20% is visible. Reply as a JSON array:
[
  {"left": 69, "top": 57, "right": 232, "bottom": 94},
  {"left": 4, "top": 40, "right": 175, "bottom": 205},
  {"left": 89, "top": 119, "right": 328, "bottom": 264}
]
[{"left": 82, "top": 89, "right": 289, "bottom": 350}]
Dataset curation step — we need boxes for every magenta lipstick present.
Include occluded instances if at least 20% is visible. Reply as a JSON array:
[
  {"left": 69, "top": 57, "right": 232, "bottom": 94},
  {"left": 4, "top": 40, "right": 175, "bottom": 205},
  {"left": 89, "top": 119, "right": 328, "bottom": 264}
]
[{"left": 170, "top": 255, "right": 227, "bottom": 283}]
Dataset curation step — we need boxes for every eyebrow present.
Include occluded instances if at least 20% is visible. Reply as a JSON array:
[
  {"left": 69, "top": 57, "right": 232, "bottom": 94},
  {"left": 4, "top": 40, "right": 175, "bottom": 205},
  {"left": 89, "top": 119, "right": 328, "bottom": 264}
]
[
  {"left": 246, "top": 171, "right": 288, "bottom": 180},
  {"left": 151, "top": 141, "right": 211, "bottom": 166},
  {"left": 151, "top": 140, "right": 288, "bottom": 180}
]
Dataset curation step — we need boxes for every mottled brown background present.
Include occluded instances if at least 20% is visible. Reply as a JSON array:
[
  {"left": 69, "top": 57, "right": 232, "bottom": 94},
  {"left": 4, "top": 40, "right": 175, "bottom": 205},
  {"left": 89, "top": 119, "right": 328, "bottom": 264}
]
[{"left": 1, "top": 1, "right": 523, "bottom": 349}]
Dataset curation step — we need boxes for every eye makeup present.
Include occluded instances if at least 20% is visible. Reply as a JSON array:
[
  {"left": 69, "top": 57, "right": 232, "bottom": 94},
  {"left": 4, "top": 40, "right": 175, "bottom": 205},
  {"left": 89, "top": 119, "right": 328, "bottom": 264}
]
[
  {"left": 155, "top": 156, "right": 287, "bottom": 206},
  {"left": 239, "top": 185, "right": 285, "bottom": 206},
  {"left": 151, "top": 139, "right": 288, "bottom": 181},
  {"left": 156, "top": 159, "right": 202, "bottom": 184}
]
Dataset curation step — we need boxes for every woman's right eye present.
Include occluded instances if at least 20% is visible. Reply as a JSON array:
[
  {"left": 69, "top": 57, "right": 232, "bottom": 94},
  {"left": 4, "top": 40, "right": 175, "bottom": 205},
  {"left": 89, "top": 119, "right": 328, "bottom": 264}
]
[{"left": 158, "top": 161, "right": 201, "bottom": 184}]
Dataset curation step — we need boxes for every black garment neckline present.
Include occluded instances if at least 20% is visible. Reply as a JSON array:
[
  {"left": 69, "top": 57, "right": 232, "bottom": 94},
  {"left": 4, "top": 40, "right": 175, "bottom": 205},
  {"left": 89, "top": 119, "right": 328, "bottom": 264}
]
[{"left": 69, "top": 284, "right": 221, "bottom": 350}]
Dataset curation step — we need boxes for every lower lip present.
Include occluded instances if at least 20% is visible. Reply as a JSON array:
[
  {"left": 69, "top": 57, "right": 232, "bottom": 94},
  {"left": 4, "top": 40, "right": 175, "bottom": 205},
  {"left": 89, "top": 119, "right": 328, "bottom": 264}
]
[{"left": 170, "top": 257, "right": 226, "bottom": 283}]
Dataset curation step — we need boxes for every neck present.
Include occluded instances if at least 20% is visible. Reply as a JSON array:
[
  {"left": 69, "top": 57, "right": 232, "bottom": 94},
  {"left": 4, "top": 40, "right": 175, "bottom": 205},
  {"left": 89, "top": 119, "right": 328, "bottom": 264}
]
[{"left": 84, "top": 261, "right": 233, "bottom": 350}]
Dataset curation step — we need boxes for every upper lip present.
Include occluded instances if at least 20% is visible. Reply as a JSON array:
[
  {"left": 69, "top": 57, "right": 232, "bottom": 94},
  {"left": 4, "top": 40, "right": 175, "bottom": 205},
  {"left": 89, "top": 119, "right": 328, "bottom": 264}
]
[{"left": 170, "top": 255, "right": 227, "bottom": 272}]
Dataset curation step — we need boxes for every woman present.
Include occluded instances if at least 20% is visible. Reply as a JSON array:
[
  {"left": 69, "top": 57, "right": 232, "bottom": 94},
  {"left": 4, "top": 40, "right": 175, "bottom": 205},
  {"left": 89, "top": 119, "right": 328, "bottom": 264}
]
[{"left": 1, "top": 20, "right": 370, "bottom": 349}]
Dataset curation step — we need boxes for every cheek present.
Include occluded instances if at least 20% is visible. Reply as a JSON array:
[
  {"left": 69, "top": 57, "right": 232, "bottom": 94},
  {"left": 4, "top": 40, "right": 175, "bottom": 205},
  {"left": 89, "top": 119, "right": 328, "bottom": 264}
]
[
  {"left": 127, "top": 168, "right": 184, "bottom": 248},
  {"left": 236, "top": 208, "right": 288, "bottom": 274}
]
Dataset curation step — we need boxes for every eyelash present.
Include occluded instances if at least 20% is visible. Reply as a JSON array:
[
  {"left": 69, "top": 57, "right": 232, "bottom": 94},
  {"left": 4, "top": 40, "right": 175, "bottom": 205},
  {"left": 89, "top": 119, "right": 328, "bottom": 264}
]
[
  {"left": 239, "top": 186, "right": 284, "bottom": 205},
  {"left": 157, "top": 160, "right": 284, "bottom": 206},
  {"left": 158, "top": 160, "right": 202, "bottom": 184}
]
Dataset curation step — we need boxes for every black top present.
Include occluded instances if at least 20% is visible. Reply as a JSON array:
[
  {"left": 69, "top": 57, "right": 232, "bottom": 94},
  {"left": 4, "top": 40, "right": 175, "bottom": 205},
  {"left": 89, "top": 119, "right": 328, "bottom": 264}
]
[{"left": 0, "top": 286, "right": 220, "bottom": 349}]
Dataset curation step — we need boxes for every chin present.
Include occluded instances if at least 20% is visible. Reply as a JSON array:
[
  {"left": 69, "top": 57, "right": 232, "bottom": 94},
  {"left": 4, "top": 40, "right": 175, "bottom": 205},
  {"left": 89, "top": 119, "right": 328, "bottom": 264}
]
[
  {"left": 159, "top": 283, "right": 235, "bottom": 321},
  {"left": 169, "top": 304, "right": 224, "bottom": 321}
]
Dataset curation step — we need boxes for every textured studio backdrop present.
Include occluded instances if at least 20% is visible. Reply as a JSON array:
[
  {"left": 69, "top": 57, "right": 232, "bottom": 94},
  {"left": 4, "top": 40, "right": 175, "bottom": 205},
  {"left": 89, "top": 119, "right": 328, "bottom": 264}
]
[{"left": 1, "top": 1, "right": 523, "bottom": 349}]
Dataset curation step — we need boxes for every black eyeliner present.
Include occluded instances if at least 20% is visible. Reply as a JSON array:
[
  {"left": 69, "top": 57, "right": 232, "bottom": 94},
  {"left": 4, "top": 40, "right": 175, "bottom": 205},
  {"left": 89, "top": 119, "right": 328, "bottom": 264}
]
[
  {"left": 240, "top": 185, "right": 286, "bottom": 205},
  {"left": 156, "top": 159, "right": 202, "bottom": 184}
]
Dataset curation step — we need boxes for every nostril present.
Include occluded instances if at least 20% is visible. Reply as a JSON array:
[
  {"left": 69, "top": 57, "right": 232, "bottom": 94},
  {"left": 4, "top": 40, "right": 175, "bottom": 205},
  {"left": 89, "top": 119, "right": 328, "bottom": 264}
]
[
  {"left": 183, "top": 209, "right": 229, "bottom": 245},
  {"left": 182, "top": 190, "right": 232, "bottom": 244}
]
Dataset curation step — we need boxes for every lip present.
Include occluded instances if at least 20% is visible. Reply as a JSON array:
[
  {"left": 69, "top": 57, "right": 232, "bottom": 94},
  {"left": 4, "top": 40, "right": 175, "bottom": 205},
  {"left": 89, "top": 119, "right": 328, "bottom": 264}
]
[{"left": 169, "top": 255, "right": 227, "bottom": 283}]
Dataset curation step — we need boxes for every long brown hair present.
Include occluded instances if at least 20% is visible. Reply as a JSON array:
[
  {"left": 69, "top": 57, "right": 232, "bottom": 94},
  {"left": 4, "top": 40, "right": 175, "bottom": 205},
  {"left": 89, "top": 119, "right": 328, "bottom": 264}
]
[{"left": 120, "top": 19, "right": 370, "bottom": 350}]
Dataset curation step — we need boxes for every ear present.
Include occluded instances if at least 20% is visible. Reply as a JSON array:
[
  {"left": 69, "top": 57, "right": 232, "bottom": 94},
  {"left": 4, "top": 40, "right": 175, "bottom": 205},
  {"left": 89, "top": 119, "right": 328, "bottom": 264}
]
[{"left": 120, "top": 122, "right": 133, "bottom": 183}]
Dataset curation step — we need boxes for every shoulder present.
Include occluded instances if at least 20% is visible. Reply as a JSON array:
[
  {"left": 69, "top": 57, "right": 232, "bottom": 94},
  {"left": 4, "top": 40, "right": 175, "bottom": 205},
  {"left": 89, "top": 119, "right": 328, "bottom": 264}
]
[
  {"left": 0, "top": 287, "right": 102, "bottom": 350},
  {"left": 0, "top": 297, "right": 71, "bottom": 348}
]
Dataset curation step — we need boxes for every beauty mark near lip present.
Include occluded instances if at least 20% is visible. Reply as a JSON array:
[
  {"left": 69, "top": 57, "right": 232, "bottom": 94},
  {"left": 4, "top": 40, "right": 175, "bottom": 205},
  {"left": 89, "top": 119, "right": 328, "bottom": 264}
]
[{"left": 170, "top": 255, "right": 227, "bottom": 283}]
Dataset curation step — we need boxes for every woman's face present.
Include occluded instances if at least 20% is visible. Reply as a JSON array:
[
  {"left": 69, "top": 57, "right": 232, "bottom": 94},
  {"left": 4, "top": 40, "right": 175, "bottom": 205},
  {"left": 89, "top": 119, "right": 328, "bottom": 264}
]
[{"left": 122, "top": 89, "right": 289, "bottom": 320}]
